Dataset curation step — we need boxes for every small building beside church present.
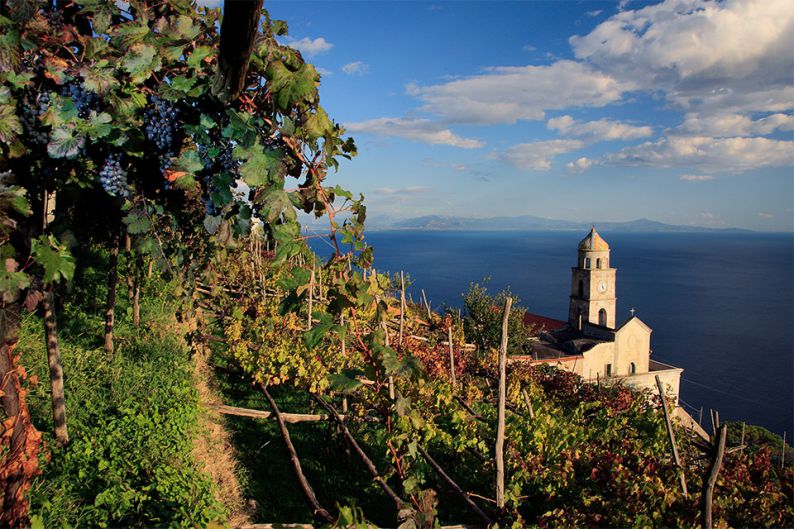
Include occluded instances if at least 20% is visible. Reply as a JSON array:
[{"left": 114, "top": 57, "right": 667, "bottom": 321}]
[{"left": 514, "top": 228, "right": 683, "bottom": 404}]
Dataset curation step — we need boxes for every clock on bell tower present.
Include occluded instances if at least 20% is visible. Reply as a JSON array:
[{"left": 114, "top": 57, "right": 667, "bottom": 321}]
[{"left": 568, "top": 227, "right": 617, "bottom": 330}]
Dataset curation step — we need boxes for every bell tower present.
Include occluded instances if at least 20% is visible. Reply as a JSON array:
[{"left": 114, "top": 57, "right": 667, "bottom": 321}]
[{"left": 568, "top": 227, "right": 617, "bottom": 330}]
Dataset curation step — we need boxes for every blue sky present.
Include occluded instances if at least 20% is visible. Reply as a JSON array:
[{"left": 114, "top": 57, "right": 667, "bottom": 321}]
[{"left": 261, "top": 0, "right": 793, "bottom": 231}]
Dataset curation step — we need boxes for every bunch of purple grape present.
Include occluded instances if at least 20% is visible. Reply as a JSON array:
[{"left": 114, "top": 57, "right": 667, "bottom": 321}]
[
  {"left": 62, "top": 81, "right": 100, "bottom": 119},
  {"left": 99, "top": 153, "right": 130, "bottom": 197},
  {"left": 19, "top": 90, "right": 50, "bottom": 145},
  {"left": 143, "top": 96, "right": 180, "bottom": 173}
]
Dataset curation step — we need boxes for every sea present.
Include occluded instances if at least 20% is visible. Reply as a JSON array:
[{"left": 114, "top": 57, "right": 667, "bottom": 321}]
[{"left": 312, "top": 230, "right": 794, "bottom": 437}]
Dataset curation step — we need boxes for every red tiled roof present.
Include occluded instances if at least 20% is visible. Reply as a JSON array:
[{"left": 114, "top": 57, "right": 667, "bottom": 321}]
[{"left": 523, "top": 312, "right": 567, "bottom": 332}]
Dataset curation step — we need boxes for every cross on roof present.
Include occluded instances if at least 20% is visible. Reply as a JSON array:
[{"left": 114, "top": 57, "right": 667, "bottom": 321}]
[{"left": 630, "top": 307, "right": 636, "bottom": 317}]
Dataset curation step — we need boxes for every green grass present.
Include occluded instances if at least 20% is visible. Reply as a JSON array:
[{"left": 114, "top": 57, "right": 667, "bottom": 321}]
[{"left": 18, "top": 252, "right": 224, "bottom": 528}]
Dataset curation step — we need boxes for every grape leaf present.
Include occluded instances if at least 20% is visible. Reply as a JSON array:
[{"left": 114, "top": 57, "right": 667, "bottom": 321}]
[
  {"left": 265, "top": 61, "right": 319, "bottom": 111},
  {"left": 122, "top": 43, "right": 161, "bottom": 84},
  {"left": 81, "top": 62, "right": 118, "bottom": 95},
  {"left": 47, "top": 127, "right": 84, "bottom": 159},
  {"left": 31, "top": 235, "right": 75, "bottom": 284}
]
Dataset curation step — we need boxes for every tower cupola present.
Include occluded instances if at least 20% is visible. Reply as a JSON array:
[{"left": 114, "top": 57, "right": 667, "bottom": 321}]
[{"left": 569, "top": 227, "right": 617, "bottom": 331}]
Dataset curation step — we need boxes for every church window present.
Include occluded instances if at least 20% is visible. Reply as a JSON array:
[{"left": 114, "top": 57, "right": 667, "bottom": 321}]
[
  {"left": 596, "top": 258, "right": 602, "bottom": 269},
  {"left": 578, "top": 280, "right": 583, "bottom": 297},
  {"left": 606, "top": 363, "right": 612, "bottom": 376},
  {"left": 598, "top": 308, "right": 607, "bottom": 326},
  {"left": 585, "top": 257, "right": 591, "bottom": 268},
  {"left": 630, "top": 362, "right": 636, "bottom": 374}
]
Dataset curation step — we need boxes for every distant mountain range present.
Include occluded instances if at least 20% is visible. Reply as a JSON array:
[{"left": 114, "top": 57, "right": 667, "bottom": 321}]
[{"left": 365, "top": 215, "right": 750, "bottom": 233}]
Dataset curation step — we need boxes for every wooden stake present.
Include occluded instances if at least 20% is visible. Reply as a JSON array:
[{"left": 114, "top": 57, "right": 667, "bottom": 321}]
[
  {"left": 421, "top": 289, "right": 431, "bottom": 319},
  {"left": 702, "top": 424, "right": 727, "bottom": 529},
  {"left": 261, "top": 386, "right": 333, "bottom": 523},
  {"left": 340, "top": 313, "right": 346, "bottom": 356},
  {"left": 313, "top": 395, "right": 409, "bottom": 514},
  {"left": 399, "top": 271, "right": 406, "bottom": 345},
  {"left": 448, "top": 325, "right": 456, "bottom": 388},
  {"left": 495, "top": 297, "right": 512, "bottom": 509},
  {"left": 417, "top": 444, "right": 493, "bottom": 525},
  {"left": 656, "top": 375, "right": 688, "bottom": 497},
  {"left": 740, "top": 422, "right": 745, "bottom": 447},
  {"left": 307, "top": 269, "right": 314, "bottom": 331}
]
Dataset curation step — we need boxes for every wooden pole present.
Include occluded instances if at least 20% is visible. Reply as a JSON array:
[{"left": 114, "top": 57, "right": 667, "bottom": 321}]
[
  {"left": 313, "top": 395, "right": 409, "bottom": 514},
  {"left": 307, "top": 269, "right": 314, "bottom": 331},
  {"left": 740, "top": 422, "right": 745, "bottom": 447},
  {"left": 702, "top": 424, "right": 727, "bottom": 529},
  {"left": 399, "top": 271, "right": 405, "bottom": 346},
  {"left": 421, "top": 289, "right": 431, "bottom": 319},
  {"left": 495, "top": 297, "right": 512, "bottom": 509},
  {"left": 699, "top": 407, "right": 704, "bottom": 426},
  {"left": 340, "top": 313, "right": 346, "bottom": 356},
  {"left": 655, "top": 375, "right": 687, "bottom": 497},
  {"left": 417, "top": 444, "right": 493, "bottom": 525},
  {"left": 448, "top": 325, "right": 456, "bottom": 388},
  {"left": 261, "top": 386, "right": 333, "bottom": 523}
]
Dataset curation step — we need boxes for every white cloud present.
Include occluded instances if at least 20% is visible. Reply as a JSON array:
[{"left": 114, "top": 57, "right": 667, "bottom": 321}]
[
  {"left": 345, "top": 118, "right": 484, "bottom": 149},
  {"left": 587, "top": 10, "right": 602, "bottom": 17},
  {"left": 567, "top": 157, "right": 596, "bottom": 173},
  {"left": 758, "top": 212, "right": 774, "bottom": 219},
  {"left": 409, "top": 60, "right": 632, "bottom": 124},
  {"left": 605, "top": 136, "right": 794, "bottom": 173},
  {"left": 316, "top": 67, "right": 333, "bottom": 77},
  {"left": 493, "top": 140, "right": 584, "bottom": 171},
  {"left": 570, "top": 0, "right": 794, "bottom": 115},
  {"left": 342, "top": 61, "right": 369, "bottom": 76},
  {"left": 373, "top": 186, "right": 431, "bottom": 195},
  {"left": 522, "top": 44, "right": 537, "bottom": 51},
  {"left": 680, "top": 174, "right": 716, "bottom": 182},
  {"left": 284, "top": 37, "right": 333, "bottom": 57},
  {"left": 676, "top": 113, "right": 794, "bottom": 137},
  {"left": 548, "top": 115, "right": 652, "bottom": 141}
]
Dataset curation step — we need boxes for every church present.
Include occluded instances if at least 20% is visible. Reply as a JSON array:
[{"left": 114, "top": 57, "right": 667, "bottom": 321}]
[{"left": 515, "top": 228, "right": 684, "bottom": 405}]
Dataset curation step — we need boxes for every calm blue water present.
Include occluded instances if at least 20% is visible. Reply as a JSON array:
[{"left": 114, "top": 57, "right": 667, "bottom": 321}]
[{"left": 312, "top": 230, "right": 794, "bottom": 436}]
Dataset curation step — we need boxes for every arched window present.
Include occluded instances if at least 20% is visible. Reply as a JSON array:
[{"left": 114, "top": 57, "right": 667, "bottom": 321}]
[
  {"left": 629, "top": 362, "right": 636, "bottom": 374},
  {"left": 585, "top": 257, "right": 591, "bottom": 268},
  {"left": 578, "top": 280, "right": 584, "bottom": 297},
  {"left": 596, "top": 258, "right": 602, "bottom": 269},
  {"left": 598, "top": 308, "right": 607, "bottom": 326}
]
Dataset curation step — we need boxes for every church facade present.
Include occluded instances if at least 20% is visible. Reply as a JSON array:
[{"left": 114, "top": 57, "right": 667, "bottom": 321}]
[{"left": 515, "top": 228, "right": 683, "bottom": 404}]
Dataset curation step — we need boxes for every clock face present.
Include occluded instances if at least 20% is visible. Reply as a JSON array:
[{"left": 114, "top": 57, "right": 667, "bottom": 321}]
[{"left": 597, "top": 281, "right": 608, "bottom": 294}]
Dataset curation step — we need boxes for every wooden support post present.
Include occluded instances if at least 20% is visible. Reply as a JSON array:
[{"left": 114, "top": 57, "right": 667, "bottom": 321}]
[
  {"left": 655, "top": 375, "right": 688, "bottom": 497},
  {"left": 307, "top": 268, "right": 314, "bottom": 331},
  {"left": 261, "top": 386, "right": 333, "bottom": 524},
  {"left": 340, "top": 313, "right": 346, "bottom": 356},
  {"left": 313, "top": 395, "right": 409, "bottom": 515},
  {"left": 522, "top": 388, "right": 535, "bottom": 420},
  {"left": 421, "top": 289, "right": 431, "bottom": 319},
  {"left": 740, "top": 422, "right": 745, "bottom": 447},
  {"left": 399, "top": 271, "right": 405, "bottom": 346},
  {"left": 318, "top": 266, "right": 323, "bottom": 302},
  {"left": 417, "top": 444, "right": 493, "bottom": 525},
  {"left": 448, "top": 325, "right": 456, "bottom": 388},
  {"left": 383, "top": 322, "right": 395, "bottom": 400},
  {"left": 699, "top": 407, "right": 704, "bottom": 426},
  {"left": 702, "top": 424, "right": 727, "bottom": 529},
  {"left": 495, "top": 297, "right": 512, "bottom": 509}
]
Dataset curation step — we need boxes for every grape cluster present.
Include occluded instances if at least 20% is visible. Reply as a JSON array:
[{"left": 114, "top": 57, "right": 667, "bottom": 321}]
[
  {"left": 143, "top": 97, "right": 180, "bottom": 173},
  {"left": 99, "top": 153, "right": 130, "bottom": 197},
  {"left": 19, "top": 90, "right": 50, "bottom": 145},
  {"left": 62, "top": 82, "right": 100, "bottom": 119}
]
